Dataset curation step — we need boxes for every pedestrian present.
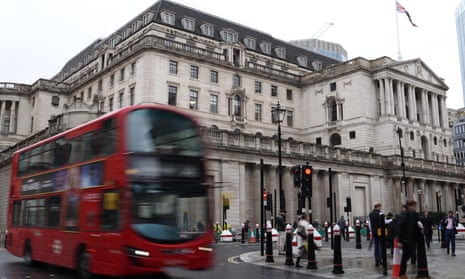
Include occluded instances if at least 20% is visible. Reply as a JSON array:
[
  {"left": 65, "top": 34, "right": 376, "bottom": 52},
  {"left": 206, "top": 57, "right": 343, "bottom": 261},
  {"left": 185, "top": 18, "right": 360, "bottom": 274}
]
[
  {"left": 276, "top": 209, "right": 287, "bottom": 255},
  {"left": 385, "top": 212, "right": 394, "bottom": 253},
  {"left": 444, "top": 210, "right": 457, "bottom": 256},
  {"left": 420, "top": 210, "right": 434, "bottom": 249},
  {"left": 295, "top": 214, "right": 309, "bottom": 268},
  {"left": 396, "top": 200, "right": 422, "bottom": 278},
  {"left": 213, "top": 221, "right": 222, "bottom": 243},
  {"left": 369, "top": 202, "right": 382, "bottom": 266},
  {"left": 244, "top": 220, "right": 250, "bottom": 241}
]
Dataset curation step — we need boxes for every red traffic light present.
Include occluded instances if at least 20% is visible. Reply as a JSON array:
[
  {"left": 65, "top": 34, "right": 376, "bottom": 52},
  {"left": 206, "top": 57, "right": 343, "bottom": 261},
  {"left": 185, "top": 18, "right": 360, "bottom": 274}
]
[
  {"left": 304, "top": 167, "right": 312, "bottom": 175},
  {"left": 263, "top": 191, "right": 267, "bottom": 200}
]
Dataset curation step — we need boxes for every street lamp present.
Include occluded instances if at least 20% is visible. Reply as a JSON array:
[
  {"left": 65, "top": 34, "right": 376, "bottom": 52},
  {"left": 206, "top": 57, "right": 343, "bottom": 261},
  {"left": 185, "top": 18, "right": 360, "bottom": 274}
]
[
  {"left": 396, "top": 127, "right": 407, "bottom": 198},
  {"left": 272, "top": 101, "right": 286, "bottom": 212},
  {"left": 417, "top": 188, "right": 423, "bottom": 212}
]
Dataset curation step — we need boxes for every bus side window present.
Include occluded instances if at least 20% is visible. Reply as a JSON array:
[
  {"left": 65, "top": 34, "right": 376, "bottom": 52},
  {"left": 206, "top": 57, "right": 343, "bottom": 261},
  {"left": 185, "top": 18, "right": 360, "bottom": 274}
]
[
  {"left": 12, "top": 201, "right": 22, "bottom": 226},
  {"left": 102, "top": 191, "right": 120, "bottom": 230},
  {"left": 54, "top": 142, "right": 71, "bottom": 167},
  {"left": 102, "top": 118, "right": 116, "bottom": 155},
  {"left": 24, "top": 199, "right": 37, "bottom": 227},
  {"left": 47, "top": 196, "right": 61, "bottom": 228}
]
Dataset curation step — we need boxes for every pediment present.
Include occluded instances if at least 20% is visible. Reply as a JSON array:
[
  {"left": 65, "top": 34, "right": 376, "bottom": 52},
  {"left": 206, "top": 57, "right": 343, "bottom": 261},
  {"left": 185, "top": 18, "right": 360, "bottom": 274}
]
[{"left": 390, "top": 59, "right": 448, "bottom": 89}]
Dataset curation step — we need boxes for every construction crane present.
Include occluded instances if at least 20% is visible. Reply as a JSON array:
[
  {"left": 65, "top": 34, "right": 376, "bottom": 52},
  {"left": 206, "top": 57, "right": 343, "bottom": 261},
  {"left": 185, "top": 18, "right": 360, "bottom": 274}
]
[{"left": 312, "top": 22, "right": 334, "bottom": 39}]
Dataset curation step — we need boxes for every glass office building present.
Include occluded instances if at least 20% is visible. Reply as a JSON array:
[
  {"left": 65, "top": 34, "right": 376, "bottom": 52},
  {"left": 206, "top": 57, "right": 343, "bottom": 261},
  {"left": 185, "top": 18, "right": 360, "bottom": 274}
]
[{"left": 456, "top": 1, "right": 465, "bottom": 106}]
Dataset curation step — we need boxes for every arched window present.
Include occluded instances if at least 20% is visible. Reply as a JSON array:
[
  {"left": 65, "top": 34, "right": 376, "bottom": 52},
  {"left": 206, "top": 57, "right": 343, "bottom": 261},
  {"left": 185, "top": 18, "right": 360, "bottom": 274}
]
[
  {"left": 329, "top": 99, "right": 337, "bottom": 122},
  {"left": 233, "top": 95, "right": 241, "bottom": 116},
  {"left": 330, "top": 133, "right": 341, "bottom": 146}
]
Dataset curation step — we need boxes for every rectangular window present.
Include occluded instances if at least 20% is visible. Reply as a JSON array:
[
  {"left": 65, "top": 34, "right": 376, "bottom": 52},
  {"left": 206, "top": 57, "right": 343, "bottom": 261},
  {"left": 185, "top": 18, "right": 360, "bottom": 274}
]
[
  {"left": 3, "top": 118, "right": 10, "bottom": 134},
  {"left": 109, "top": 97, "right": 114, "bottom": 111},
  {"left": 87, "top": 87, "right": 92, "bottom": 100},
  {"left": 168, "top": 86, "right": 177, "bottom": 106},
  {"left": 130, "top": 62, "right": 136, "bottom": 76},
  {"left": 286, "top": 89, "right": 293, "bottom": 100},
  {"left": 189, "top": 89, "right": 198, "bottom": 110},
  {"left": 130, "top": 86, "right": 135, "bottom": 105},
  {"left": 349, "top": 131, "right": 356, "bottom": 139},
  {"left": 255, "top": 81, "right": 262, "bottom": 93},
  {"left": 271, "top": 85, "right": 277, "bottom": 97},
  {"left": 316, "top": 137, "right": 322, "bottom": 145},
  {"left": 120, "top": 68, "right": 125, "bottom": 81},
  {"left": 286, "top": 111, "right": 293, "bottom": 127},
  {"left": 255, "top": 104, "right": 262, "bottom": 121},
  {"left": 190, "top": 65, "right": 199, "bottom": 79},
  {"left": 330, "top": 82, "right": 336, "bottom": 91},
  {"left": 110, "top": 74, "right": 115, "bottom": 87},
  {"left": 98, "top": 79, "right": 103, "bottom": 91},
  {"left": 210, "top": 70, "right": 218, "bottom": 83},
  {"left": 169, "top": 60, "right": 178, "bottom": 75},
  {"left": 210, "top": 94, "right": 218, "bottom": 113},
  {"left": 119, "top": 91, "right": 124, "bottom": 108}
]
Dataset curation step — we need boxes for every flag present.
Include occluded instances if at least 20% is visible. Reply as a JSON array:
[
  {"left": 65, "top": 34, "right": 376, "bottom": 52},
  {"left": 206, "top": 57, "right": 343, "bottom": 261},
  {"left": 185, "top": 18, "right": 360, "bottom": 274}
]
[{"left": 396, "top": 1, "right": 418, "bottom": 27}]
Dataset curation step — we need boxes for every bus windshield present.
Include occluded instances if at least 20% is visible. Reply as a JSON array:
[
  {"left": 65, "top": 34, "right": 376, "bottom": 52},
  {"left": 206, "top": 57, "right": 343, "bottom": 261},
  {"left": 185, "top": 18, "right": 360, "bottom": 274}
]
[
  {"left": 130, "top": 182, "right": 208, "bottom": 243},
  {"left": 126, "top": 108, "right": 202, "bottom": 157}
]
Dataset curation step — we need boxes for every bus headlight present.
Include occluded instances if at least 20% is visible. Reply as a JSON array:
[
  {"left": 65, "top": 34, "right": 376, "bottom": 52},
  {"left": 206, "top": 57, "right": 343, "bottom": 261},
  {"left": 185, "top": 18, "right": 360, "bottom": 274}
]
[{"left": 126, "top": 246, "right": 150, "bottom": 257}]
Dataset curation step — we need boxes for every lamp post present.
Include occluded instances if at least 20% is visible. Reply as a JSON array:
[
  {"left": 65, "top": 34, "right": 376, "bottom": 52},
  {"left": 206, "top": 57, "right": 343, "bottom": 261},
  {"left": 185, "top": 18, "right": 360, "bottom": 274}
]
[
  {"left": 396, "top": 127, "right": 407, "bottom": 199},
  {"left": 272, "top": 101, "right": 286, "bottom": 212},
  {"left": 417, "top": 188, "right": 423, "bottom": 212},
  {"left": 436, "top": 190, "right": 442, "bottom": 213},
  {"left": 455, "top": 187, "right": 459, "bottom": 221}
]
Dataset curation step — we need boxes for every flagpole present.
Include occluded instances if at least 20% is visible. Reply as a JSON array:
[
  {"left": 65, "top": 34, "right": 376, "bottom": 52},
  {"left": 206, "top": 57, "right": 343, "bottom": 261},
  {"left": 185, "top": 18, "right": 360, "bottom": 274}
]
[{"left": 395, "top": 1, "right": 402, "bottom": 60}]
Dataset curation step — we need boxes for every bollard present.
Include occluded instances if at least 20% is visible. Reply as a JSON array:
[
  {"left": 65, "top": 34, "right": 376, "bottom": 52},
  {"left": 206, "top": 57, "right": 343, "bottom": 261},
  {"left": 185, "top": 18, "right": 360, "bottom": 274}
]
[
  {"left": 241, "top": 223, "right": 245, "bottom": 244},
  {"left": 307, "top": 224, "right": 317, "bottom": 269},
  {"left": 345, "top": 221, "right": 350, "bottom": 242},
  {"left": 324, "top": 221, "right": 329, "bottom": 242},
  {"left": 366, "top": 220, "right": 371, "bottom": 241},
  {"left": 265, "top": 222, "right": 274, "bottom": 263},
  {"left": 355, "top": 219, "right": 362, "bottom": 249},
  {"left": 379, "top": 212, "right": 387, "bottom": 275},
  {"left": 416, "top": 222, "right": 430, "bottom": 279},
  {"left": 332, "top": 224, "right": 344, "bottom": 274},
  {"left": 255, "top": 224, "right": 260, "bottom": 243},
  {"left": 284, "top": 224, "right": 294, "bottom": 266}
]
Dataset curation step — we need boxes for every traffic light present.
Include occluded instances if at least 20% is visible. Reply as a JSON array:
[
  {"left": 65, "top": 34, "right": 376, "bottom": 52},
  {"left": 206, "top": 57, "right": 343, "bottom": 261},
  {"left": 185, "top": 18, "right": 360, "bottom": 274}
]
[
  {"left": 302, "top": 165, "right": 312, "bottom": 197},
  {"left": 265, "top": 193, "right": 272, "bottom": 211},
  {"left": 263, "top": 191, "right": 267, "bottom": 207},
  {"left": 346, "top": 197, "right": 352, "bottom": 212},
  {"left": 292, "top": 165, "right": 302, "bottom": 187}
]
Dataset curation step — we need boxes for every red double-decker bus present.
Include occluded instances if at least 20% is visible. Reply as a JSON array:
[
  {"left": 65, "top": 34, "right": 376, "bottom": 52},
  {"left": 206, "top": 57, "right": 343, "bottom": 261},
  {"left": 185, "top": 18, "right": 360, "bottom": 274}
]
[{"left": 5, "top": 104, "right": 214, "bottom": 278}]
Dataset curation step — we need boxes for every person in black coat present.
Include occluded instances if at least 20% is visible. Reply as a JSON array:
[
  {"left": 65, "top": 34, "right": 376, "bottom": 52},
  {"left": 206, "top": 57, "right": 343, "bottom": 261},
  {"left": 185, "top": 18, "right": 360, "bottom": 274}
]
[
  {"left": 369, "top": 203, "right": 382, "bottom": 266},
  {"left": 420, "top": 210, "right": 434, "bottom": 249},
  {"left": 396, "top": 200, "right": 422, "bottom": 277}
]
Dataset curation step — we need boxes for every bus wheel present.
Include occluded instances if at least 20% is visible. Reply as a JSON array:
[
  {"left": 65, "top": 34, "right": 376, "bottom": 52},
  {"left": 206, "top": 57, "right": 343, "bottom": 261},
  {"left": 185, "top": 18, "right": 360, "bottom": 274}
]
[
  {"left": 77, "top": 249, "right": 92, "bottom": 279},
  {"left": 24, "top": 243, "right": 34, "bottom": 266}
]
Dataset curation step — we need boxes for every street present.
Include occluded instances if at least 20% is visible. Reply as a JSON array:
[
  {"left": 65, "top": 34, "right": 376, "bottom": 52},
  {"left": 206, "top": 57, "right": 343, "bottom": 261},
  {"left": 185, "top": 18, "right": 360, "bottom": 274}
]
[{"left": 0, "top": 243, "right": 326, "bottom": 279}]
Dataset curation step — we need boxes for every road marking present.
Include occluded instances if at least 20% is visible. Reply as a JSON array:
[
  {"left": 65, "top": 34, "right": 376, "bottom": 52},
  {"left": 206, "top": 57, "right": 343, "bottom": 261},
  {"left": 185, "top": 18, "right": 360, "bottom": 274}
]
[{"left": 227, "top": 256, "right": 242, "bottom": 264}]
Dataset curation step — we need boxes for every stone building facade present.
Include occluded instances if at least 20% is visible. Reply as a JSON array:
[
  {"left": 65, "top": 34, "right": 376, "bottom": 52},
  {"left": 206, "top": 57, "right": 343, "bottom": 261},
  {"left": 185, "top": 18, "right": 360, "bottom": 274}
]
[{"left": 0, "top": 0, "right": 464, "bottom": 230}]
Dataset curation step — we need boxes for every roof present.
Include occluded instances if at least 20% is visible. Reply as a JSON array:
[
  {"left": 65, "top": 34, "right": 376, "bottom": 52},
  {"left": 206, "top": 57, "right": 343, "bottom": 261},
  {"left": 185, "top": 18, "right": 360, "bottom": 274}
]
[{"left": 54, "top": 0, "right": 338, "bottom": 82}]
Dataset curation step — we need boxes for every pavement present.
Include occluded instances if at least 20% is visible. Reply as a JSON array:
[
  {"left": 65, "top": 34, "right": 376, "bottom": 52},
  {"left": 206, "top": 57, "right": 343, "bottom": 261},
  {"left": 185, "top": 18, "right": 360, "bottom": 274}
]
[{"left": 240, "top": 239, "right": 465, "bottom": 279}]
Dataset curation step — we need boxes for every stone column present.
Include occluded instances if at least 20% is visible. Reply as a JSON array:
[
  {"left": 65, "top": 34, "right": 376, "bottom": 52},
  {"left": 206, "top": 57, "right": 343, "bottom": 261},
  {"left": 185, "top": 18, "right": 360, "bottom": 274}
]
[
  {"left": 408, "top": 85, "right": 417, "bottom": 122},
  {"left": 440, "top": 96, "right": 448, "bottom": 128},
  {"left": 386, "top": 78, "right": 394, "bottom": 115},
  {"left": 10, "top": 101, "right": 16, "bottom": 134},
  {"left": 396, "top": 81, "right": 404, "bottom": 118},
  {"left": 378, "top": 79, "right": 386, "bottom": 116},
  {"left": 421, "top": 90, "right": 429, "bottom": 124},
  {"left": 431, "top": 93, "right": 439, "bottom": 127},
  {"left": 0, "top": 101, "right": 5, "bottom": 133}
]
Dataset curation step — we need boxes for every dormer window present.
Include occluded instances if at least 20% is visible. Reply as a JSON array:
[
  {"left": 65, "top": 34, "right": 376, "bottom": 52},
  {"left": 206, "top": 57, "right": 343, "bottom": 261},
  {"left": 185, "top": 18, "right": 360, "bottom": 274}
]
[
  {"left": 161, "top": 11, "right": 175, "bottom": 25},
  {"left": 274, "top": 47, "right": 286, "bottom": 59},
  {"left": 297, "top": 55, "right": 308, "bottom": 67},
  {"left": 143, "top": 13, "right": 153, "bottom": 25},
  {"left": 201, "top": 23, "right": 214, "bottom": 37},
  {"left": 109, "top": 37, "right": 117, "bottom": 48},
  {"left": 243, "top": 37, "right": 256, "bottom": 49},
  {"left": 122, "top": 29, "right": 129, "bottom": 40},
  {"left": 260, "top": 42, "right": 271, "bottom": 54},
  {"left": 182, "top": 18, "right": 195, "bottom": 31},
  {"left": 220, "top": 30, "right": 238, "bottom": 43},
  {"left": 132, "top": 22, "right": 140, "bottom": 32},
  {"left": 312, "top": 60, "right": 323, "bottom": 70}
]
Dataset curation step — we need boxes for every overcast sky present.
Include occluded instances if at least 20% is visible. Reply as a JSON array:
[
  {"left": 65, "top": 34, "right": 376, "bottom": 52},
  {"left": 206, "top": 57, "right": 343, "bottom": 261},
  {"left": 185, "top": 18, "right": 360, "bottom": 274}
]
[{"left": 1, "top": 0, "right": 464, "bottom": 108}]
